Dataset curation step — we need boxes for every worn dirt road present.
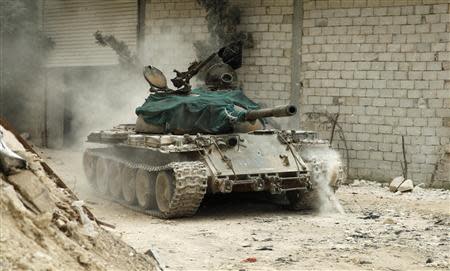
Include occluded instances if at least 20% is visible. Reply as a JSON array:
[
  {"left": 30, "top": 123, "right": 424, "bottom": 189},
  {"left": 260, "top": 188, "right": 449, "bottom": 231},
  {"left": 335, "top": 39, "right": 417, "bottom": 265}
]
[{"left": 41, "top": 148, "right": 450, "bottom": 270}]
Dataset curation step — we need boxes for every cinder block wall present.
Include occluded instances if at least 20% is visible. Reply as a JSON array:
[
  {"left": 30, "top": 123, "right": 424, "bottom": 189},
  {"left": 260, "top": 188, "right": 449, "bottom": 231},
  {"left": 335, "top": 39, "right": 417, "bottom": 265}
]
[
  {"left": 300, "top": 0, "right": 450, "bottom": 187},
  {"left": 234, "top": 0, "right": 294, "bottom": 108},
  {"left": 145, "top": 0, "right": 294, "bottom": 109}
]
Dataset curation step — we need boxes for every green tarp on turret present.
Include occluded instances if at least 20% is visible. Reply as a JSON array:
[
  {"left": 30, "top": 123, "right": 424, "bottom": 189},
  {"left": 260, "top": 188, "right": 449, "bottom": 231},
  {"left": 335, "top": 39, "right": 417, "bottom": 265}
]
[{"left": 135, "top": 88, "right": 260, "bottom": 134}]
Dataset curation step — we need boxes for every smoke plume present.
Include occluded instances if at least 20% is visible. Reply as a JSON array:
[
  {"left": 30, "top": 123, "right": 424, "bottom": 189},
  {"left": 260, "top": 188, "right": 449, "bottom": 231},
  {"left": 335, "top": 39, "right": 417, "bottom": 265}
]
[{"left": 194, "top": 0, "right": 252, "bottom": 58}]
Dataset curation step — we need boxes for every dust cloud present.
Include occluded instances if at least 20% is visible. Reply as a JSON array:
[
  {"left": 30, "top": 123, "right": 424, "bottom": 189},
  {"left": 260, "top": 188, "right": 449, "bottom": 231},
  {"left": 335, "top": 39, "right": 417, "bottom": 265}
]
[
  {"left": 144, "top": 31, "right": 197, "bottom": 87},
  {"left": 1, "top": 0, "right": 198, "bottom": 147},
  {"left": 0, "top": 0, "right": 52, "bottom": 143},
  {"left": 64, "top": 29, "right": 197, "bottom": 147},
  {"left": 300, "top": 147, "right": 345, "bottom": 214}
]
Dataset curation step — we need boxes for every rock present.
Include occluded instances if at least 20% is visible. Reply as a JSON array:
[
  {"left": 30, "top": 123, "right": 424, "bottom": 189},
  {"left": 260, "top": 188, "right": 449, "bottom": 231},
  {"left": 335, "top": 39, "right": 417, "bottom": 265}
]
[
  {"left": 350, "top": 230, "right": 372, "bottom": 239},
  {"left": 398, "top": 179, "right": 414, "bottom": 192},
  {"left": 413, "top": 186, "right": 424, "bottom": 193},
  {"left": 33, "top": 212, "right": 53, "bottom": 229},
  {"left": 360, "top": 211, "right": 380, "bottom": 220},
  {"left": 1, "top": 181, "right": 30, "bottom": 215},
  {"left": 352, "top": 257, "right": 372, "bottom": 265},
  {"left": 7, "top": 170, "right": 54, "bottom": 212},
  {"left": 77, "top": 254, "right": 91, "bottom": 265},
  {"left": 389, "top": 176, "right": 404, "bottom": 192},
  {"left": 32, "top": 251, "right": 52, "bottom": 262},
  {"left": 383, "top": 218, "right": 396, "bottom": 225},
  {"left": 256, "top": 245, "right": 273, "bottom": 251}
]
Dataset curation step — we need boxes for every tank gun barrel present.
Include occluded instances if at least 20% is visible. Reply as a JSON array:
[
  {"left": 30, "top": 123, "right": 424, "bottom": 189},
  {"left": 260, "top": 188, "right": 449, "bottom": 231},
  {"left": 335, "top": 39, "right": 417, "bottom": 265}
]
[{"left": 245, "top": 105, "right": 297, "bottom": 121}]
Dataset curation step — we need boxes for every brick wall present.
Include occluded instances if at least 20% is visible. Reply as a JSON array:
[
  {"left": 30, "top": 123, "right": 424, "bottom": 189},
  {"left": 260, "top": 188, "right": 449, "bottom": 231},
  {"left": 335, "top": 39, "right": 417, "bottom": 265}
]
[
  {"left": 300, "top": 0, "right": 450, "bottom": 187},
  {"left": 145, "top": 0, "right": 294, "bottom": 110}
]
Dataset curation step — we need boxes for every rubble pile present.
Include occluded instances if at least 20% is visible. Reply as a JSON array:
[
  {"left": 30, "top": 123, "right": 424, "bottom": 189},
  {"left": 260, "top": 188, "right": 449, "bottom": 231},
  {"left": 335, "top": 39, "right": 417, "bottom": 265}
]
[{"left": 0, "top": 123, "right": 157, "bottom": 271}]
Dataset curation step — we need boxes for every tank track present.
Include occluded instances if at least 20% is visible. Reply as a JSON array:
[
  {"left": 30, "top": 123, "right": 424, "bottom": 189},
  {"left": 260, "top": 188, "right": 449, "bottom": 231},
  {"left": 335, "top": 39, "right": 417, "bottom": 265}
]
[{"left": 85, "top": 149, "right": 208, "bottom": 219}]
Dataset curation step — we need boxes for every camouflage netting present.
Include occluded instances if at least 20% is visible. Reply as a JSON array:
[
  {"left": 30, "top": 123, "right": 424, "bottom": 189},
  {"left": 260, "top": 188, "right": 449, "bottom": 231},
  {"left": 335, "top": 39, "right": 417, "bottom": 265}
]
[{"left": 135, "top": 88, "right": 260, "bottom": 134}]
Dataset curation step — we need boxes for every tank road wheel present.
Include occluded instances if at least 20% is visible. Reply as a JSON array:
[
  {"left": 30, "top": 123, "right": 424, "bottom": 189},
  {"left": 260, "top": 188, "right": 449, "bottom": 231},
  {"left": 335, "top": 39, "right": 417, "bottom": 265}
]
[
  {"left": 83, "top": 152, "right": 96, "bottom": 185},
  {"left": 121, "top": 166, "right": 137, "bottom": 205},
  {"left": 286, "top": 189, "right": 320, "bottom": 211},
  {"left": 135, "top": 169, "right": 157, "bottom": 210},
  {"left": 108, "top": 161, "right": 123, "bottom": 199},
  {"left": 95, "top": 158, "right": 110, "bottom": 195},
  {"left": 155, "top": 171, "right": 175, "bottom": 214}
]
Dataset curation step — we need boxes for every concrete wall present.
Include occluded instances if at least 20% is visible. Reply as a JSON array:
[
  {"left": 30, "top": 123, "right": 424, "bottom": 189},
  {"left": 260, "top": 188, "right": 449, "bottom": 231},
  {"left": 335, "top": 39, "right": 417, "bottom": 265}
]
[{"left": 299, "top": 0, "right": 450, "bottom": 187}]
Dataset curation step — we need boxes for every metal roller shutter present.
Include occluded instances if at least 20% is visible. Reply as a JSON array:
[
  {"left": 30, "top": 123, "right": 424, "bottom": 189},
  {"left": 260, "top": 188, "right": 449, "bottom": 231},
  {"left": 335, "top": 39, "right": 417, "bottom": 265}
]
[{"left": 43, "top": 0, "right": 137, "bottom": 67}]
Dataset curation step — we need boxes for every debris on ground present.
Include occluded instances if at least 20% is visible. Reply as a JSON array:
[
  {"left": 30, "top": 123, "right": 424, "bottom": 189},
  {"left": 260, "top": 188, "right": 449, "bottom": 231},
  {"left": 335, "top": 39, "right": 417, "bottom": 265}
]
[
  {"left": 41, "top": 149, "right": 450, "bottom": 271},
  {"left": 255, "top": 245, "right": 273, "bottom": 251},
  {"left": 382, "top": 218, "right": 396, "bottom": 224},
  {"left": 359, "top": 211, "right": 381, "bottom": 220},
  {"left": 398, "top": 179, "right": 414, "bottom": 192},
  {"left": 389, "top": 176, "right": 414, "bottom": 193},
  {"left": 0, "top": 123, "right": 158, "bottom": 270},
  {"left": 0, "top": 126, "right": 26, "bottom": 172}
]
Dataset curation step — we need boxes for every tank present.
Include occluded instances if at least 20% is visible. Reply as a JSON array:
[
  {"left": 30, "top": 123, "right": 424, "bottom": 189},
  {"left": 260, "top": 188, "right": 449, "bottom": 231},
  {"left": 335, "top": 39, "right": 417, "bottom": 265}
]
[
  {"left": 83, "top": 43, "right": 345, "bottom": 218},
  {"left": 83, "top": 119, "right": 345, "bottom": 218}
]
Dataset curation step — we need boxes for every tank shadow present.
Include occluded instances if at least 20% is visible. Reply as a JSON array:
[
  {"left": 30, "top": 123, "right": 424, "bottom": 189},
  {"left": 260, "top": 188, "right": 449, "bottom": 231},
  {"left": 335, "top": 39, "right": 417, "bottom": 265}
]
[{"left": 191, "top": 192, "right": 314, "bottom": 220}]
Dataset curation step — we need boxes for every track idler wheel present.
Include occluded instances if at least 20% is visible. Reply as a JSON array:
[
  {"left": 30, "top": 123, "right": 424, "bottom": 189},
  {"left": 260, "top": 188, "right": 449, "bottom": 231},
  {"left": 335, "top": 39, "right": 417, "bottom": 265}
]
[
  {"left": 135, "top": 169, "right": 157, "bottom": 209},
  {"left": 155, "top": 171, "right": 175, "bottom": 214},
  {"left": 95, "top": 158, "right": 110, "bottom": 195},
  {"left": 108, "top": 162, "right": 123, "bottom": 199},
  {"left": 83, "top": 152, "right": 96, "bottom": 185},
  {"left": 121, "top": 166, "right": 137, "bottom": 205}
]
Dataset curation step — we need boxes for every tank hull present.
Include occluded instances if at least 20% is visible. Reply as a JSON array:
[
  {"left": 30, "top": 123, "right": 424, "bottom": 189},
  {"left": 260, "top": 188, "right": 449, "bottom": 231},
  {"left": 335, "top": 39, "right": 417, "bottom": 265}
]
[{"left": 83, "top": 125, "right": 345, "bottom": 218}]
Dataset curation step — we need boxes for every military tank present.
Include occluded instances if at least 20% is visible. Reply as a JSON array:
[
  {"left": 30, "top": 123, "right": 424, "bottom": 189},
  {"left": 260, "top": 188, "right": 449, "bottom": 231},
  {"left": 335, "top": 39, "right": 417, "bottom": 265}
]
[{"left": 83, "top": 43, "right": 345, "bottom": 218}]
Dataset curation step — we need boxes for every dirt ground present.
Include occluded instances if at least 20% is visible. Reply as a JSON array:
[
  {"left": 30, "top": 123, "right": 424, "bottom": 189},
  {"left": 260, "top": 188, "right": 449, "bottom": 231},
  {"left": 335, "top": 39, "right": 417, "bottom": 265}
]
[{"left": 41, "top": 147, "right": 450, "bottom": 271}]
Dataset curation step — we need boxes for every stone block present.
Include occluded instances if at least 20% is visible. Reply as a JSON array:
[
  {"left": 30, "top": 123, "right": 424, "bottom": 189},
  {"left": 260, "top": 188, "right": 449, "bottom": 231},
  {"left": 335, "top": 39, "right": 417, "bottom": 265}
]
[
  {"left": 407, "top": 126, "right": 421, "bottom": 136},
  {"left": 431, "top": 23, "right": 446, "bottom": 33},
  {"left": 398, "top": 179, "right": 414, "bottom": 192},
  {"left": 389, "top": 176, "right": 403, "bottom": 192},
  {"left": 427, "top": 62, "right": 443, "bottom": 71},
  {"left": 433, "top": 4, "right": 449, "bottom": 14},
  {"left": 7, "top": 170, "right": 54, "bottom": 213}
]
